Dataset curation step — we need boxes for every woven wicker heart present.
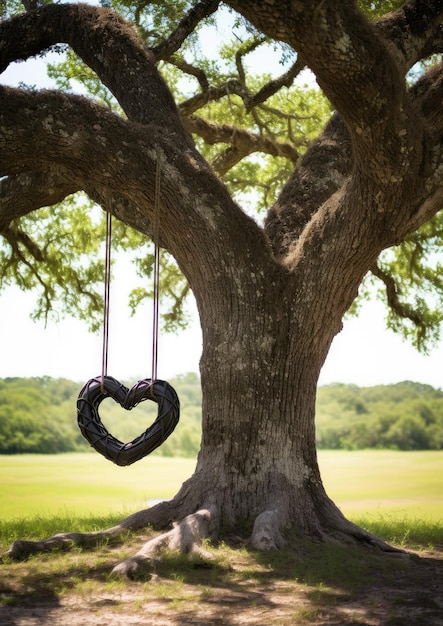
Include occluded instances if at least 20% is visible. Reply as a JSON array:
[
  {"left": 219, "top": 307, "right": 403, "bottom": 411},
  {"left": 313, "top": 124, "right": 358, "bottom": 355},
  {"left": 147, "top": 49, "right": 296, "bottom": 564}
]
[{"left": 77, "top": 376, "right": 180, "bottom": 466}]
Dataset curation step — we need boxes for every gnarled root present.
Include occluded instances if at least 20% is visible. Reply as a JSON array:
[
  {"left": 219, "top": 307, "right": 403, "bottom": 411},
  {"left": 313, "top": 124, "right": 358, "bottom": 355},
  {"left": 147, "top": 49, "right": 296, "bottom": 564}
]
[
  {"left": 6, "top": 500, "right": 219, "bottom": 581},
  {"left": 250, "top": 508, "right": 287, "bottom": 550},
  {"left": 6, "top": 499, "right": 176, "bottom": 562},
  {"left": 111, "top": 505, "right": 217, "bottom": 579},
  {"left": 248, "top": 500, "right": 408, "bottom": 559},
  {"left": 6, "top": 491, "right": 407, "bottom": 579},
  {"left": 7, "top": 529, "right": 123, "bottom": 561}
]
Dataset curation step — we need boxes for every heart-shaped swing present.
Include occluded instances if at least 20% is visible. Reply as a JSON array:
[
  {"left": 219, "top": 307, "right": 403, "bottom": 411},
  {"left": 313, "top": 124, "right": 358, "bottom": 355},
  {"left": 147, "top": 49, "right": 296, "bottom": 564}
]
[
  {"left": 77, "top": 376, "right": 179, "bottom": 466},
  {"left": 77, "top": 157, "right": 180, "bottom": 465}
]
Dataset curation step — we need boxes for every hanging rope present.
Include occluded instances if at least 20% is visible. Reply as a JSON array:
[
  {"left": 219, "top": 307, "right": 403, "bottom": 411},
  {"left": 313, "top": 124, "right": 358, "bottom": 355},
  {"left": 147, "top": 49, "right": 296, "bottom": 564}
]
[
  {"left": 101, "top": 209, "right": 113, "bottom": 390},
  {"left": 151, "top": 152, "right": 161, "bottom": 384},
  {"left": 76, "top": 151, "right": 180, "bottom": 466}
]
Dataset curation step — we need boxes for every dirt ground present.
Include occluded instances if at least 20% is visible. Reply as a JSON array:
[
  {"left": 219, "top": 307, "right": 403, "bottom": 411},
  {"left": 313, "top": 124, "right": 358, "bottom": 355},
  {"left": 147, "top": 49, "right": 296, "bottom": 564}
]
[{"left": 0, "top": 542, "right": 442, "bottom": 626}]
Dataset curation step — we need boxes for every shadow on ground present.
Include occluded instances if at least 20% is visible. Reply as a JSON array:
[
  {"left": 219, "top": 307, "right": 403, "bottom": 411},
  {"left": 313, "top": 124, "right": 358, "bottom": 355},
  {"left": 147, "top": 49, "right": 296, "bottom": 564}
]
[{"left": 1, "top": 536, "right": 442, "bottom": 625}]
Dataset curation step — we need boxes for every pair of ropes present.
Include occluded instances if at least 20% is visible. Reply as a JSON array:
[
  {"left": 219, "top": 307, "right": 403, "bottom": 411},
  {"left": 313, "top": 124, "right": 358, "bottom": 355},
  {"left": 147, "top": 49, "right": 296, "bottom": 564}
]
[
  {"left": 77, "top": 155, "right": 180, "bottom": 466},
  {"left": 101, "top": 157, "right": 161, "bottom": 387}
]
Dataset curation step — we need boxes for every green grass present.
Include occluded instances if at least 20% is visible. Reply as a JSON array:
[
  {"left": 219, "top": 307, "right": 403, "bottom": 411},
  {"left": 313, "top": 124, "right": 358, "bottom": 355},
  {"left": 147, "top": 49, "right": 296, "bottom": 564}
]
[
  {"left": 0, "top": 450, "right": 441, "bottom": 522},
  {"left": 0, "top": 453, "right": 196, "bottom": 519},
  {"left": 0, "top": 512, "right": 127, "bottom": 552},
  {"left": 318, "top": 450, "right": 443, "bottom": 520},
  {"left": 350, "top": 513, "right": 443, "bottom": 550}
]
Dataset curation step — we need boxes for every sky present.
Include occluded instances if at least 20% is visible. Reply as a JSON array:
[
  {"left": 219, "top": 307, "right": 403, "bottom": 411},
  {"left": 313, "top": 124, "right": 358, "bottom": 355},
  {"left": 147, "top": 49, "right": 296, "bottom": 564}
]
[{"left": 2, "top": 34, "right": 443, "bottom": 390}]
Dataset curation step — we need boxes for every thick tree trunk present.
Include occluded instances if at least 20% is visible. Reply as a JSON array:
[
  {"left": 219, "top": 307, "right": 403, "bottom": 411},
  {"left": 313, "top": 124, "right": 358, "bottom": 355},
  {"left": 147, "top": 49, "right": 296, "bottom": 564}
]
[
  {"left": 190, "top": 354, "right": 331, "bottom": 540},
  {"left": 172, "top": 288, "right": 354, "bottom": 542},
  {"left": 123, "top": 265, "right": 394, "bottom": 555}
]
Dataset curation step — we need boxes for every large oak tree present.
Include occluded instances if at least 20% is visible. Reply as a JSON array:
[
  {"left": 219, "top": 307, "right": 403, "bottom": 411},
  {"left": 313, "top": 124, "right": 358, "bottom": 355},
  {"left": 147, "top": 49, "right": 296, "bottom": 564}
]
[{"left": 2, "top": 0, "right": 443, "bottom": 576}]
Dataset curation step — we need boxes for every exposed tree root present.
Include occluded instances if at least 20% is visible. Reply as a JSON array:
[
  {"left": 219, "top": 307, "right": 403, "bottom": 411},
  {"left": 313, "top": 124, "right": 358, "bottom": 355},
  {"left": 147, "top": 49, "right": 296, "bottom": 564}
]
[
  {"left": 6, "top": 499, "right": 177, "bottom": 562},
  {"left": 336, "top": 519, "right": 409, "bottom": 557},
  {"left": 6, "top": 494, "right": 409, "bottom": 580},
  {"left": 6, "top": 500, "right": 219, "bottom": 580},
  {"left": 7, "top": 529, "right": 123, "bottom": 561},
  {"left": 250, "top": 508, "right": 287, "bottom": 550},
  {"left": 314, "top": 499, "right": 409, "bottom": 557},
  {"left": 111, "top": 505, "right": 217, "bottom": 579}
]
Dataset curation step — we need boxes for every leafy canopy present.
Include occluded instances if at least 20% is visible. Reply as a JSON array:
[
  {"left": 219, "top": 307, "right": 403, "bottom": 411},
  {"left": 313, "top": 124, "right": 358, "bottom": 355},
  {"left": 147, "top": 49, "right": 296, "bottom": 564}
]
[{"left": 1, "top": 0, "right": 443, "bottom": 351}]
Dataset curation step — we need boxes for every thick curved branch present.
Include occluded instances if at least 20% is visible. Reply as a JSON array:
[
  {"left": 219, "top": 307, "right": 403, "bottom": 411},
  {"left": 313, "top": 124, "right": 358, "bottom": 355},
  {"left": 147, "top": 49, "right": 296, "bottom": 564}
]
[
  {"left": 0, "top": 3, "right": 187, "bottom": 135},
  {"left": 410, "top": 61, "right": 443, "bottom": 138},
  {"left": 0, "top": 85, "right": 269, "bottom": 290},
  {"left": 0, "top": 86, "right": 185, "bottom": 241},
  {"left": 377, "top": 0, "right": 443, "bottom": 68},
  {"left": 0, "top": 167, "right": 161, "bottom": 253},
  {"left": 266, "top": 57, "right": 443, "bottom": 259},
  {"left": 225, "top": 1, "right": 436, "bottom": 183},
  {"left": 0, "top": 169, "right": 79, "bottom": 231},
  {"left": 224, "top": 2, "right": 396, "bottom": 120},
  {"left": 265, "top": 113, "right": 352, "bottom": 257}
]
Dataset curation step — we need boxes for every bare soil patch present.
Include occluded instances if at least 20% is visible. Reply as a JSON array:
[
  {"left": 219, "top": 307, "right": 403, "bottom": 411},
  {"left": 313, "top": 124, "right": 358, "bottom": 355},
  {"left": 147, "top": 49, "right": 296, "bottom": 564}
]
[{"left": 1, "top": 535, "right": 442, "bottom": 625}]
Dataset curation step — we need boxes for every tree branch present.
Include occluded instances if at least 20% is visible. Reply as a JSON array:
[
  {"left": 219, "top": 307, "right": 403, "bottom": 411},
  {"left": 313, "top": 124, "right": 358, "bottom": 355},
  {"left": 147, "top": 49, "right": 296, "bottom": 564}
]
[
  {"left": 0, "top": 3, "right": 186, "bottom": 134},
  {"left": 182, "top": 114, "right": 299, "bottom": 175},
  {"left": 0, "top": 84, "right": 268, "bottom": 287},
  {"left": 177, "top": 58, "right": 306, "bottom": 119},
  {"left": 265, "top": 30, "right": 443, "bottom": 258},
  {"left": 152, "top": 0, "right": 220, "bottom": 61},
  {"left": 234, "top": 37, "right": 266, "bottom": 85},
  {"left": 1, "top": 226, "right": 53, "bottom": 316},
  {"left": 246, "top": 56, "right": 306, "bottom": 112},
  {"left": 377, "top": 0, "right": 443, "bottom": 68},
  {"left": 370, "top": 261, "right": 427, "bottom": 334},
  {"left": 225, "top": 1, "right": 434, "bottom": 183},
  {"left": 22, "top": 0, "right": 40, "bottom": 11},
  {"left": 410, "top": 61, "right": 443, "bottom": 139},
  {"left": 174, "top": 53, "right": 307, "bottom": 176},
  {"left": 0, "top": 86, "right": 180, "bottom": 241},
  {"left": 178, "top": 78, "right": 249, "bottom": 117},
  {"left": 265, "top": 112, "right": 352, "bottom": 257},
  {"left": 0, "top": 169, "right": 79, "bottom": 231},
  {"left": 169, "top": 56, "right": 210, "bottom": 92}
]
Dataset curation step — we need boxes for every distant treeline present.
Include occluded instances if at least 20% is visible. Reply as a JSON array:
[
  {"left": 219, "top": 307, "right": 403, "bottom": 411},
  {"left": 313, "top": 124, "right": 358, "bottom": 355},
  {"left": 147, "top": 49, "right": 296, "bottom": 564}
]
[
  {"left": 0, "top": 373, "right": 202, "bottom": 457},
  {"left": 316, "top": 380, "right": 443, "bottom": 451},
  {"left": 0, "top": 376, "right": 442, "bottom": 455}
]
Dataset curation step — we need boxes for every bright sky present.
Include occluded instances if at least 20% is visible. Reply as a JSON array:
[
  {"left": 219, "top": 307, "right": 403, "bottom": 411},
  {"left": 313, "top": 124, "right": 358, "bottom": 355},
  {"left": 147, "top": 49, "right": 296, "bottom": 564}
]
[
  {"left": 2, "top": 43, "right": 443, "bottom": 390},
  {"left": 2, "top": 281, "right": 443, "bottom": 388}
]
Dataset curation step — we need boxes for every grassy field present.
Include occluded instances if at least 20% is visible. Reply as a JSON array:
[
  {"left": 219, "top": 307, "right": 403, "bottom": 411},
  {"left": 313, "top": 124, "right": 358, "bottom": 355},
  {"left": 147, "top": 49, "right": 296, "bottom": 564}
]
[
  {"left": 319, "top": 449, "right": 443, "bottom": 520},
  {"left": 0, "top": 450, "right": 442, "bottom": 521},
  {"left": 0, "top": 453, "right": 196, "bottom": 519},
  {"left": 1, "top": 451, "right": 442, "bottom": 626}
]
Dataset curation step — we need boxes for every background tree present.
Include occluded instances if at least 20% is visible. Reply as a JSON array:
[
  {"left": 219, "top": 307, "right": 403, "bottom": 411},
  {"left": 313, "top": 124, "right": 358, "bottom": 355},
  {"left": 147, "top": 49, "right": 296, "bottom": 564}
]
[
  {"left": 2, "top": 0, "right": 443, "bottom": 576},
  {"left": 1, "top": 376, "right": 442, "bottom": 455}
]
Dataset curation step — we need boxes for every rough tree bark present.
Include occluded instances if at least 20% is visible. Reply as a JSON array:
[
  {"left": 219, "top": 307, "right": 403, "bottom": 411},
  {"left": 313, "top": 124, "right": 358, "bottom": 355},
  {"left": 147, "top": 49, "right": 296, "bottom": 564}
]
[{"left": 2, "top": 1, "right": 443, "bottom": 577}]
